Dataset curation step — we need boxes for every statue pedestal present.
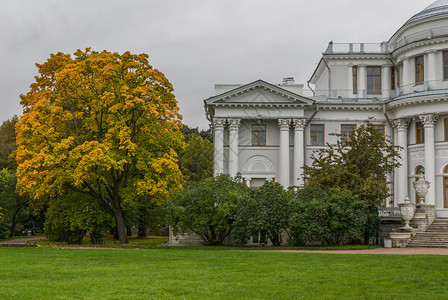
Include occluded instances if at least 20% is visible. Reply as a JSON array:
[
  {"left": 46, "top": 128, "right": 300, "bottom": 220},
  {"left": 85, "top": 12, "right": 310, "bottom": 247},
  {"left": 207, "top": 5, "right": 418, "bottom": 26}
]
[
  {"left": 410, "top": 205, "right": 435, "bottom": 232},
  {"left": 389, "top": 229, "right": 413, "bottom": 248}
]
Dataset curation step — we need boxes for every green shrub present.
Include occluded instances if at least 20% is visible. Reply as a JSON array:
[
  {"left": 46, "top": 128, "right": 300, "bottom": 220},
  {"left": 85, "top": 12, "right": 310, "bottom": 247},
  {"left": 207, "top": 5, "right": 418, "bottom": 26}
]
[
  {"left": 45, "top": 192, "right": 113, "bottom": 244},
  {"left": 166, "top": 175, "right": 250, "bottom": 245},
  {"left": 233, "top": 182, "right": 291, "bottom": 246},
  {"left": 288, "top": 187, "right": 366, "bottom": 246},
  {"left": 0, "top": 219, "right": 8, "bottom": 239}
]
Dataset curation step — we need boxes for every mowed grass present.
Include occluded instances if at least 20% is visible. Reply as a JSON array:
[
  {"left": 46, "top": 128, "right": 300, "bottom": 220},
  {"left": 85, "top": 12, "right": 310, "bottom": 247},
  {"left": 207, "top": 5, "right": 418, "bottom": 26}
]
[{"left": 1, "top": 247, "right": 447, "bottom": 299}]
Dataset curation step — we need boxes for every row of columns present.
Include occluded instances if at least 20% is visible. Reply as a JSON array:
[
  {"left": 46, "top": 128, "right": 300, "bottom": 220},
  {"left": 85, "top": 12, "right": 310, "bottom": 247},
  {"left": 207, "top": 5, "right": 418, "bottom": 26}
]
[
  {"left": 278, "top": 118, "right": 307, "bottom": 187},
  {"left": 212, "top": 118, "right": 307, "bottom": 187},
  {"left": 394, "top": 114, "right": 437, "bottom": 206}
]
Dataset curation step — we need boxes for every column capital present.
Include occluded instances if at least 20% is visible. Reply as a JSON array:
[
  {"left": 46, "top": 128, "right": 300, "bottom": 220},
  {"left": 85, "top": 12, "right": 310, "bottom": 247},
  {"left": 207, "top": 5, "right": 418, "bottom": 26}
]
[
  {"left": 213, "top": 118, "right": 226, "bottom": 130},
  {"left": 293, "top": 119, "right": 307, "bottom": 131},
  {"left": 420, "top": 114, "right": 437, "bottom": 127},
  {"left": 278, "top": 119, "right": 291, "bottom": 130},
  {"left": 228, "top": 118, "right": 241, "bottom": 131},
  {"left": 393, "top": 119, "right": 410, "bottom": 131}
]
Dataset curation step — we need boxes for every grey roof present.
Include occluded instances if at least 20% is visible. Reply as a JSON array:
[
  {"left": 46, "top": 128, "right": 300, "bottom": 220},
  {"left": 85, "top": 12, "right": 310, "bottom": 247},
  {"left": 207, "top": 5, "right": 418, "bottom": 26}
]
[{"left": 405, "top": 0, "right": 448, "bottom": 25}]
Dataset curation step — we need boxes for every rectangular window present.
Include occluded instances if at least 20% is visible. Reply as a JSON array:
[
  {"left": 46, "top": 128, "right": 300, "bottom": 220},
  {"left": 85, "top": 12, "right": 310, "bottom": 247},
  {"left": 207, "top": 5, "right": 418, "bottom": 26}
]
[
  {"left": 352, "top": 66, "right": 358, "bottom": 94},
  {"left": 252, "top": 124, "right": 266, "bottom": 146},
  {"left": 310, "top": 124, "right": 325, "bottom": 145},
  {"left": 341, "top": 124, "right": 355, "bottom": 144},
  {"left": 373, "top": 124, "right": 386, "bottom": 139},
  {"left": 250, "top": 178, "right": 266, "bottom": 189},
  {"left": 444, "top": 51, "right": 448, "bottom": 80},
  {"left": 391, "top": 67, "right": 396, "bottom": 90},
  {"left": 367, "top": 66, "right": 381, "bottom": 94},
  {"left": 445, "top": 118, "right": 448, "bottom": 141},
  {"left": 416, "top": 121, "right": 424, "bottom": 144},
  {"left": 415, "top": 55, "right": 424, "bottom": 85}
]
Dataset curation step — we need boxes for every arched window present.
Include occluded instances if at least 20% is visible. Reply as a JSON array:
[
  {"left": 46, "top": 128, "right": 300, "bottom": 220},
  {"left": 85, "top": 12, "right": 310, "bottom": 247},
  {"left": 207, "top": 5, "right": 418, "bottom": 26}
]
[
  {"left": 444, "top": 166, "right": 448, "bottom": 208},
  {"left": 415, "top": 166, "right": 425, "bottom": 205}
]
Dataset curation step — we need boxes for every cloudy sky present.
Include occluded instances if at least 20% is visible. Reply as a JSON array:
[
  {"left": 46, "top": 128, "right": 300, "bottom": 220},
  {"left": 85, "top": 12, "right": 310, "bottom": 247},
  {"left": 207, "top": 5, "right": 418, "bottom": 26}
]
[{"left": 1, "top": 0, "right": 436, "bottom": 129}]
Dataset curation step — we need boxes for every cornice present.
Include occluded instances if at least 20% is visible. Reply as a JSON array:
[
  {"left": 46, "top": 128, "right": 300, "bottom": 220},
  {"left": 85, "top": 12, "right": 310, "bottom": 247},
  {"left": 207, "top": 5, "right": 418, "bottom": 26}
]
[
  {"left": 391, "top": 37, "right": 448, "bottom": 58},
  {"left": 387, "top": 93, "right": 448, "bottom": 109},
  {"left": 316, "top": 103, "right": 384, "bottom": 111},
  {"left": 324, "top": 53, "right": 389, "bottom": 60},
  {"left": 211, "top": 102, "right": 310, "bottom": 108}
]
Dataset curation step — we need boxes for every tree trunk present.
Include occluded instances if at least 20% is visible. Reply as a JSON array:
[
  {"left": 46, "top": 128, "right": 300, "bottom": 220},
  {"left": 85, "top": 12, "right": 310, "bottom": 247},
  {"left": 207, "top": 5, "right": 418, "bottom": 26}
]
[{"left": 113, "top": 208, "right": 128, "bottom": 244}]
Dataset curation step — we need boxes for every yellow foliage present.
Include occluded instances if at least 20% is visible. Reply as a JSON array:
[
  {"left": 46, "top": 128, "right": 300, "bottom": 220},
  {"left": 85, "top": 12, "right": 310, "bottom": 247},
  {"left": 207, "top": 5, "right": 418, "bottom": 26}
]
[{"left": 15, "top": 48, "right": 185, "bottom": 212}]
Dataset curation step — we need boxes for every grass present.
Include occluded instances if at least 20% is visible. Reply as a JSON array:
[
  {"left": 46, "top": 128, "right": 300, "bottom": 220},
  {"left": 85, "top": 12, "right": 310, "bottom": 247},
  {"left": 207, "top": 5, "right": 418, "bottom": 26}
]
[
  {"left": 30, "top": 235, "right": 169, "bottom": 248},
  {"left": 1, "top": 246, "right": 448, "bottom": 299}
]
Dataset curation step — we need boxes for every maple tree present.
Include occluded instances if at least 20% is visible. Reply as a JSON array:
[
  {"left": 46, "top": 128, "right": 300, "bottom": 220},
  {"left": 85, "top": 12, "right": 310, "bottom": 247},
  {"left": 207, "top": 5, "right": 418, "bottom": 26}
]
[{"left": 16, "top": 49, "right": 184, "bottom": 243}]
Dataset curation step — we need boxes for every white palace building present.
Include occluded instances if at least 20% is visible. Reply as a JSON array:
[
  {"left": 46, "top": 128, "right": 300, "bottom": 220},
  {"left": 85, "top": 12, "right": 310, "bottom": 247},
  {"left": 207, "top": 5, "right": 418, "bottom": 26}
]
[{"left": 204, "top": 0, "right": 448, "bottom": 219}]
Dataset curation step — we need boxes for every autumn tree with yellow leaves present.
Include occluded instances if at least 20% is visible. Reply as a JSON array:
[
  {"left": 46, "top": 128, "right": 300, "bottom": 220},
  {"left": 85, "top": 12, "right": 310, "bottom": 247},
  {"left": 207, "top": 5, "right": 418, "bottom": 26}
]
[{"left": 16, "top": 49, "right": 184, "bottom": 243}]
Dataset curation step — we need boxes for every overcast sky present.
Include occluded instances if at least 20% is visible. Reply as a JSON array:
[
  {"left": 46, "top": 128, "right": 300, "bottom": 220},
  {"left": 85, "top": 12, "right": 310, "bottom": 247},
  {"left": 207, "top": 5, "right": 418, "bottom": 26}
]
[{"left": 1, "top": 0, "right": 436, "bottom": 129}]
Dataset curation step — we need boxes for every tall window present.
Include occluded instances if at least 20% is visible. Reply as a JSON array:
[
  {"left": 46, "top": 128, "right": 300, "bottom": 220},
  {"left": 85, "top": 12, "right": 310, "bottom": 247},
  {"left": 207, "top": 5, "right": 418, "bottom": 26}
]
[
  {"left": 444, "top": 165, "right": 448, "bottom": 208},
  {"left": 367, "top": 66, "right": 381, "bottom": 94},
  {"left": 341, "top": 124, "right": 355, "bottom": 144},
  {"left": 352, "top": 66, "right": 358, "bottom": 94},
  {"left": 391, "top": 67, "right": 396, "bottom": 90},
  {"left": 415, "top": 55, "right": 424, "bottom": 85},
  {"left": 444, "top": 51, "right": 448, "bottom": 80},
  {"left": 373, "top": 124, "right": 385, "bottom": 139},
  {"left": 310, "top": 124, "right": 325, "bottom": 146},
  {"left": 252, "top": 124, "right": 266, "bottom": 146},
  {"left": 416, "top": 121, "right": 424, "bottom": 144},
  {"left": 445, "top": 118, "right": 448, "bottom": 141}
]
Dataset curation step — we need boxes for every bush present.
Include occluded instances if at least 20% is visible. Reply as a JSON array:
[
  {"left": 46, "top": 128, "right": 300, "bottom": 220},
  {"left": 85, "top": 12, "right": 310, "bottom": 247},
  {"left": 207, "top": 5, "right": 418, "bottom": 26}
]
[
  {"left": 0, "top": 219, "right": 8, "bottom": 239},
  {"left": 166, "top": 175, "right": 250, "bottom": 245},
  {"left": 45, "top": 192, "right": 113, "bottom": 244},
  {"left": 288, "top": 187, "right": 329, "bottom": 246},
  {"left": 233, "top": 182, "right": 291, "bottom": 246},
  {"left": 288, "top": 187, "right": 366, "bottom": 246}
]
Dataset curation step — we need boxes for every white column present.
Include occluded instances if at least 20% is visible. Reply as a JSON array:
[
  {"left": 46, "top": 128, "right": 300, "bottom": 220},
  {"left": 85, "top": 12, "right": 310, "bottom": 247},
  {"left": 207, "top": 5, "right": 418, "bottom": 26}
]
[
  {"left": 382, "top": 65, "right": 391, "bottom": 99},
  {"left": 278, "top": 119, "right": 291, "bottom": 187},
  {"left": 393, "top": 125, "right": 399, "bottom": 207},
  {"left": 427, "top": 51, "right": 437, "bottom": 90},
  {"left": 402, "top": 57, "right": 410, "bottom": 94},
  {"left": 420, "top": 114, "right": 437, "bottom": 206},
  {"left": 358, "top": 65, "right": 367, "bottom": 97},
  {"left": 348, "top": 65, "right": 354, "bottom": 97},
  {"left": 293, "top": 119, "right": 306, "bottom": 186},
  {"left": 213, "top": 118, "right": 226, "bottom": 176},
  {"left": 394, "top": 119, "right": 409, "bottom": 205},
  {"left": 228, "top": 118, "right": 241, "bottom": 177}
]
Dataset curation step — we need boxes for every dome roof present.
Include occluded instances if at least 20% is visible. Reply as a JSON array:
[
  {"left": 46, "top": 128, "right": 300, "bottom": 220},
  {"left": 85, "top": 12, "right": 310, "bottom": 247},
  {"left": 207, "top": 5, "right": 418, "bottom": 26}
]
[{"left": 405, "top": 0, "right": 448, "bottom": 25}]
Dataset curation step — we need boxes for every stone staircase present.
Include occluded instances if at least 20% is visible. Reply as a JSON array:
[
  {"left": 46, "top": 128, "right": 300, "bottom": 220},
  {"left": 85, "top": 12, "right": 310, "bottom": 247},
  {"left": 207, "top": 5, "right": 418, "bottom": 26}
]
[{"left": 407, "top": 219, "right": 448, "bottom": 248}]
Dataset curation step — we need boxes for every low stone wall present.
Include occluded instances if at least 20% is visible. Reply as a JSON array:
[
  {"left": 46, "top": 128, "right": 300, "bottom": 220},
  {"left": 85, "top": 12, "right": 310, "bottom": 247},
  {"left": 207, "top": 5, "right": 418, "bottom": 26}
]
[
  {"left": 169, "top": 227, "right": 203, "bottom": 246},
  {"left": 379, "top": 219, "right": 402, "bottom": 244}
]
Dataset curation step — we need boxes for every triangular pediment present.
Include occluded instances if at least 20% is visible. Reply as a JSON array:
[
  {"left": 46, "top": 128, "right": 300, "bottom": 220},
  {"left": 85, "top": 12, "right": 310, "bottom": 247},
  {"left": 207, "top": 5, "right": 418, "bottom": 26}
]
[{"left": 204, "top": 80, "right": 314, "bottom": 107}]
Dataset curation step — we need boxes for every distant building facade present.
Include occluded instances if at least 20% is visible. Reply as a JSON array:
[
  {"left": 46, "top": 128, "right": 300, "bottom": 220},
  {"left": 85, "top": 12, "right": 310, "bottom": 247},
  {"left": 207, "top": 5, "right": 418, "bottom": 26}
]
[{"left": 204, "top": 0, "right": 448, "bottom": 218}]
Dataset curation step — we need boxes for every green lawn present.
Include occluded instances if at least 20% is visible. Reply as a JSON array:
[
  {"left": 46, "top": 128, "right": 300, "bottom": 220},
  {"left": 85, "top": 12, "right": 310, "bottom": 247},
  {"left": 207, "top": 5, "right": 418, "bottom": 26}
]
[{"left": 1, "top": 247, "right": 447, "bottom": 299}]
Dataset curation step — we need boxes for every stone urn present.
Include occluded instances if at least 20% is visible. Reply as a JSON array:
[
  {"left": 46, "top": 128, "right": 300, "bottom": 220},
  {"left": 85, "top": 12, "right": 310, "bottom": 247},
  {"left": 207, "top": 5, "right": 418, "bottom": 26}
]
[
  {"left": 398, "top": 196, "right": 415, "bottom": 230},
  {"left": 413, "top": 176, "right": 430, "bottom": 206}
]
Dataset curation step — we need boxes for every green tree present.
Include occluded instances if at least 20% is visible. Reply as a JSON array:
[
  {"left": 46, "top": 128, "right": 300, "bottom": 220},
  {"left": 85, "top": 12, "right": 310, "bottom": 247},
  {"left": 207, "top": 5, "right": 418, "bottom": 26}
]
[
  {"left": 0, "top": 115, "right": 19, "bottom": 170},
  {"left": 45, "top": 192, "right": 113, "bottom": 244},
  {"left": 0, "top": 169, "right": 30, "bottom": 237},
  {"left": 179, "top": 133, "right": 213, "bottom": 184},
  {"left": 16, "top": 49, "right": 184, "bottom": 243},
  {"left": 166, "top": 175, "right": 250, "bottom": 245},
  {"left": 303, "top": 121, "right": 401, "bottom": 243}
]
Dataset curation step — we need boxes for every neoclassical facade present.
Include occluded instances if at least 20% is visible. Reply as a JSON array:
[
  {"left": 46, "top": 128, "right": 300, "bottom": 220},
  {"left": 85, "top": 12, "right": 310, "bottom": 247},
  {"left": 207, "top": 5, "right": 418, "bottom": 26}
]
[{"left": 205, "top": 0, "right": 448, "bottom": 218}]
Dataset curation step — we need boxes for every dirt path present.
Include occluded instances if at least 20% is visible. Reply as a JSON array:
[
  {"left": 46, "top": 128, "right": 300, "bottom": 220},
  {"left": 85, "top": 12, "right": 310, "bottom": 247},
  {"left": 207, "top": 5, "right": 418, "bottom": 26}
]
[
  {"left": 0, "top": 236, "right": 46, "bottom": 247},
  {"left": 242, "top": 247, "right": 448, "bottom": 255}
]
